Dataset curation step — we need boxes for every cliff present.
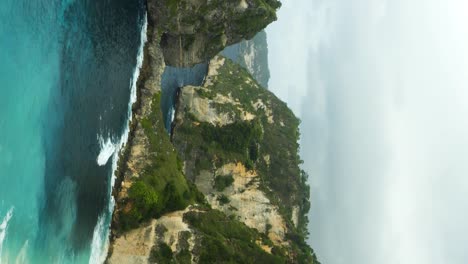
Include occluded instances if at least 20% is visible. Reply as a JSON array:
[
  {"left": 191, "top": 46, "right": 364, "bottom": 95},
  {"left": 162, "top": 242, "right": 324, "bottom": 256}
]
[
  {"left": 106, "top": 26, "right": 286, "bottom": 263},
  {"left": 171, "top": 56, "right": 318, "bottom": 263},
  {"left": 147, "top": 0, "right": 281, "bottom": 67},
  {"left": 107, "top": 1, "right": 319, "bottom": 263},
  {"left": 107, "top": 28, "right": 302, "bottom": 264},
  {"left": 108, "top": 51, "right": 319, "bottom": 264}
]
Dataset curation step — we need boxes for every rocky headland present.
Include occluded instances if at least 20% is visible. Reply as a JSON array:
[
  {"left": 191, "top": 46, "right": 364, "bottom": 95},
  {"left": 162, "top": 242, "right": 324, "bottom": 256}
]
[
  {"left": 107, "top": 0, "right": 319, "bottom": 263},
  {"left": 148, "top": 0, "right": 281, "bottom": 67}
]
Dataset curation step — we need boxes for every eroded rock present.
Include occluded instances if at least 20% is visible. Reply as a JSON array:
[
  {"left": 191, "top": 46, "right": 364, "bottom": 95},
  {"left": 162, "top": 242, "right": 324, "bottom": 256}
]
[{"left": 148, "top": 0, "right": 281, "bottom": 67}]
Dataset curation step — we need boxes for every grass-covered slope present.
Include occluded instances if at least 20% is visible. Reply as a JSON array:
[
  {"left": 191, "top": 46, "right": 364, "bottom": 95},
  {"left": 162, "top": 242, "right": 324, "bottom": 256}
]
[
  {"left": 117, "top": 91, "right": 205, "bottom": 230},
  {"left": 110, "top": 25, "right": 200, "bottom": 232}
]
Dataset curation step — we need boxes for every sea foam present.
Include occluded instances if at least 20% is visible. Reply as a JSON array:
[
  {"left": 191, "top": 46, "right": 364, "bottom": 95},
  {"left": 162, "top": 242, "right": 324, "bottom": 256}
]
[
  {"left": 0, "top": 207, "right": 14, "bottom": 262},
  {"left": 96, "top": 135, "right": 116, "bottom": 166},
  {"left": 88, "top": 12, "right": 148, "bottom": 264},
  {"left": 88, "top": 199, "right": 113, "bottom": 264},
  {"left": 15, "top": 240, "right": 29, "bottom": 264}
]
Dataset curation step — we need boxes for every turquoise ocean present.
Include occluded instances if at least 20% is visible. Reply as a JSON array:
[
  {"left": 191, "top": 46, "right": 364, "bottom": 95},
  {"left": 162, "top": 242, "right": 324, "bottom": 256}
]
[{"left": 0, "top": 0, "right": 146, "bottom": 262}]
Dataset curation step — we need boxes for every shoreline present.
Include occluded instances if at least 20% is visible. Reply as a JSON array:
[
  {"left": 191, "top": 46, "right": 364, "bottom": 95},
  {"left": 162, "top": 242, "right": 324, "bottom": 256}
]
[{"left": 106, "top": 15, "right": 166, "bottom": 260}]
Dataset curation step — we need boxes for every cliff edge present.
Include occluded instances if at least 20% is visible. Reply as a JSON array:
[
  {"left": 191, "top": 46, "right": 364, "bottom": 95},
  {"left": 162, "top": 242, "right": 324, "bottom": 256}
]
[
  {"left": 107, "top": 1, "right": 319, "bottom": 263},
  {"left": 148, "top": 0, "right": 281, "bottom": 67},
  {"left": 172, "top": 56, "right": 318, "bottom": 263}
]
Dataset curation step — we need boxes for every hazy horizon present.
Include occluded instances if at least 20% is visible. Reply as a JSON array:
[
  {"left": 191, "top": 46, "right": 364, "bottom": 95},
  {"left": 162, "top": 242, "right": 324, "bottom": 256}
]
[{"left": 267, "top": 0, "right": 468, "bottom": 263}]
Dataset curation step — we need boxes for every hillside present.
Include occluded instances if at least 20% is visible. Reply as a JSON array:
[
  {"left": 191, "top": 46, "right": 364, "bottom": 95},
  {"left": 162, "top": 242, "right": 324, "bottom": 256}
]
[
  {"left": 172, "top": 56, "right": 318, "bottom": 263},
  {"left": 107, "top": 1, "right": 319, "bottom": 263}
]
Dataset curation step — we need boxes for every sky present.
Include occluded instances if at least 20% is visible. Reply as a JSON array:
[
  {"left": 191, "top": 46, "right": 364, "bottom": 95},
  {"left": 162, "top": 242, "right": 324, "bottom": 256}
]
[{"left": 267, "top": 0, "right": 468, "bottom": 263}]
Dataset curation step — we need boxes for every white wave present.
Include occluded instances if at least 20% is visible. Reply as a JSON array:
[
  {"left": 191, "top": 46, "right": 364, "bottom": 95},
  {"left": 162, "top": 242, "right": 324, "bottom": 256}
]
[
  {"left": 15, "top": 240, "right": 28, "bottom": 264},
  {"left": 88, "top": 210, "right": 109, "bottom": 264},
  {"left": 171, "top": 107, "right": 176, "bottom": 123},
  {"left": 129, "top": 12, "right": 148, "bottom": 108},
  {"left": 109, "top": 11, "right": 148, "bottom": 189},
  {"left": 88, "top": 13, "right": 148, "bottom": 264},
  {"left": 96, "top": 135, "right": 116, "bottom": 166},
  {"left": 0, "top": 207, "right": 14, "bottom": 263}
]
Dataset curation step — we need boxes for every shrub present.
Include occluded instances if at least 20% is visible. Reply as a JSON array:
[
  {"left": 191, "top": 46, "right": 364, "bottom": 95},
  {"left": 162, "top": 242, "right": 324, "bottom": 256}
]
[
  {"left": 184, "top": 210, "right": 287, "bottom": 263},
  {"left": 214, "top": 175, "right": 234, "bottom": 192},
  {"left": 175, "top": 249, "right": 192, "bottom": 263},
  {"left": 162, "top": 181, "right": 188, "bottom": 212},
  {"left": 117, "top": 91, "right": 206, "bottom": 231},
  {"left": 149, "top": 242, "right": 174, "bottom": 263},
  {"left": 217, "top": 194, "right": 230, "bottom": 205},
  {"left": 128, "top": 180, "right": 159, "bottom": 218},
  {"left": 200, "top": 121, "right": 262, "bottom": 154}
]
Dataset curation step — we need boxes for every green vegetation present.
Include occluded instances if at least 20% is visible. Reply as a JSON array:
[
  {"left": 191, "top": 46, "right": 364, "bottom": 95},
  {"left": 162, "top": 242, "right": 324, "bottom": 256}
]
[
  {"left": 165, "top": 0, "right": 181, "bottom": 15},
  {"left": 175, "top": 249, "right": 191, "bottom": 264},
  {"left": 231, "top": 2, "right": 278, "bottom": 40},
  {"left": 149, "top": 243, "right": 173, "bottom": 263},
  {"left": 214, "top": 174, "right": 234, "bottom": 192},
  {"left": 118, "top": 92, "right": 205, "bottom": 230},
  {"left": 265, "top": 0, "right": 282, "bottom": 9},
  {"left": 172, "top": 57, "right": 320, "bottom": 263},
  {"left": 113, "top": 2, "right": 319, "bottom": 261},
  {"left": 217, "top": 194, "right": 230, "bottom": 205},
  {"left": 177, "top": 118, "right": 263, "bottom": 175},
  {"left": 201, "top": 121, "right": 262, "bottom": 154},
  {"left": 148, "top": 242, "right": 194, "bottom": 264},
  {"left": 156, "top": 0, "right": 281, "bottom": 65},
  {"left": 149, "top": 241, "right": 194, "bottom": 264},
  {"left": 184, "top": 209, "right": 287, "bottom": 264},
  {"left": 204, "top": 58, "right": 310, "bottom": 233}
]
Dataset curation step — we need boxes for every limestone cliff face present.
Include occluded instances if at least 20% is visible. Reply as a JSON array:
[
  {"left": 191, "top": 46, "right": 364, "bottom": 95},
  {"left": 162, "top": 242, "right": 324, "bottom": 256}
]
[
  {"left": 108, "top": 51, "right": 319, "bottom": 263},
  {"left": 108, "top": 22, "right": 166, "bottom": 263},
  {"left": 108, "top": 1, "right": 320, "bottom": 262},
  {"left": 147, "top": 0, "right": 281, "bottom": 67},
  {"left": 172, "top": 56, "right": 319, "bottom": 263},
  {"left": 107, "top": 27, "right": 300, "bottom": 264}
]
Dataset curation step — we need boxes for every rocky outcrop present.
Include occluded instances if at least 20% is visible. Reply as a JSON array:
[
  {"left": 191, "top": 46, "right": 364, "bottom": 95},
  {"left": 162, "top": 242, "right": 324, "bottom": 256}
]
[
  {"left": 108, "top": 22, "right": 166, "bottom": 263},
  {"left": 108, "top": 1, "right": 321, "bottom": 262},
  {"left": 108, "top": 206, "right": 196, "bottom": 264},
  {"left": 171, "top": 56, "right": 319, "bottom": 263},
  {"left": 107, "top": 25, "right": 301, "bottom": 264},
  {"left": 112, "top": 23, "right": 165, "bottom": 203},
  {"left": 148, "top": 0, "right": 281, "bottom": 67},
  {"left": 200, "top": 162, "right": 289, "bottom": 246}
]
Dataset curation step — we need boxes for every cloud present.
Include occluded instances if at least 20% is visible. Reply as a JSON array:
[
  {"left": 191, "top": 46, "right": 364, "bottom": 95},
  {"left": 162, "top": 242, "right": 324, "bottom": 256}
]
[{"left": 268, "top": 0, "right": 468, "bottom": 263}]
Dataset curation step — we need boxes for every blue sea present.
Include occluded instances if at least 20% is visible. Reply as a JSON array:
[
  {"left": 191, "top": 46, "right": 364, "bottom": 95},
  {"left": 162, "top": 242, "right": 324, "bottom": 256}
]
[{"left": 0, "top": 0, "right": 146, "bottom": 262}]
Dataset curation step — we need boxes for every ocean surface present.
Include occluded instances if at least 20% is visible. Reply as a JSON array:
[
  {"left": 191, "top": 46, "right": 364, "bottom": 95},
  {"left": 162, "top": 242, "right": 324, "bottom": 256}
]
[{"left": 0, "top": 0, "right": 145, "bottom": 263}]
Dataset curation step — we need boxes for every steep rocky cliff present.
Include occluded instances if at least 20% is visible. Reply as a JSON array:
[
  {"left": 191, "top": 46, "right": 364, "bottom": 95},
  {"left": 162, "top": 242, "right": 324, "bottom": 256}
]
[
  {"left": 107, "top": 1, "right": 319, "bottom": 263},
  {"left": 171, "top": 56, "right": 318, "bottom": 263},
  {"left": 108, "top": 52, "right": 319, "bottom": 264},
  {"left": 107, "top": 28, "right": 314, "bottom": 264},
  {"left": 147, "top": 0, "right": 281, "bottom": 67}
]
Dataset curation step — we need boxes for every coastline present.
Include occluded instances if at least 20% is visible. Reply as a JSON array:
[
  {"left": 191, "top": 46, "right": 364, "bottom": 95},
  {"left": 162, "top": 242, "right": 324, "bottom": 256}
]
[
  {"left": 104, "top": 1, "right": 318, "bottom": 262},
  {"left": 106, "top": 15, "right": 166, "bottom": 260}
]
